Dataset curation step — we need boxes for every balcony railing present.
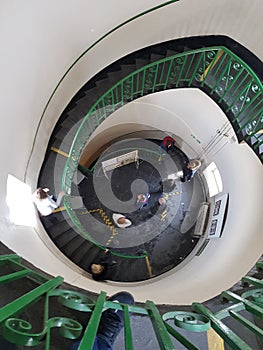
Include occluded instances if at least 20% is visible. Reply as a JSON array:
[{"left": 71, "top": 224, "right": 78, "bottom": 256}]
[{"left": 0, "top": 254, "right": 263, "bottom": 349}]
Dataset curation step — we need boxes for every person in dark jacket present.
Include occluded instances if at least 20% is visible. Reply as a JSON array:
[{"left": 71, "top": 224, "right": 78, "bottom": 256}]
[
  {"left": 89, "top": 249, "right": 116, "bottom": 281},
  {"left": 160, "top": 136, "right": 175, "bottom": 153},
  {"left": 159, "top": 178, "right": 176, "bottom": 193},
  {"left": 150, "top": 197, "right": 167, "bottom": 216},
  {"left": 180, "top": 159, "right": 201, "bottom": 182}
]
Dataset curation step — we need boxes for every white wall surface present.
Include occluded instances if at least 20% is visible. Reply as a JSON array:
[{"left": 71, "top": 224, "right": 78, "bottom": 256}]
[
  {"left": 0, "top": 0, "right": 262, "bottom": 304},
  {"left": 84, "top": 89, "right": 231, "bottom": 160}
]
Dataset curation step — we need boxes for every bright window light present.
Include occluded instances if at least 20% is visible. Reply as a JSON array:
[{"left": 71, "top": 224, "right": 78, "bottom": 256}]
[
  {"left": 6, "top": 174, "right": 36, "bottom": 226},
  {"left": 203, "top": 162, "right": 223, "bottom": 197}
]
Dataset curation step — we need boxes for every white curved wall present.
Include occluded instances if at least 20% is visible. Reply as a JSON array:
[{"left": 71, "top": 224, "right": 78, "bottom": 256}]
[{"left": 0, "top": 0, "right": 262, "bottom": 304}]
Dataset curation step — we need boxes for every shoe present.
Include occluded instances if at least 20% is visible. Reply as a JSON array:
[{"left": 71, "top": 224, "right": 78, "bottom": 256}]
[{"left": 97, "top": 292, "right": 134, "bottom": 347}]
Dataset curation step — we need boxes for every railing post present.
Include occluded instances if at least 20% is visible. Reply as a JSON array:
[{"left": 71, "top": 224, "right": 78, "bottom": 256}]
[
  {"left": 146, "top": 300, "right": 175, "bottom": 350},
  {"left": 192, "top": 302, "right": 253, "bottom": 350},
  {"left": 78, "top": 291, "right": 107, "bottom": 350},
  {"left": 0, "top": 276, "right": 63, "bottom": 323}
]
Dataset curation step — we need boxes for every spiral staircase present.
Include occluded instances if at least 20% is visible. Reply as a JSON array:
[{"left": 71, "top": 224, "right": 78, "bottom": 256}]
[
  {"left": 1, "top": 1, "right": 263, "bottom": 349},
  {"left": 37, "top": 36, "right": 262, "bottom": 284}
]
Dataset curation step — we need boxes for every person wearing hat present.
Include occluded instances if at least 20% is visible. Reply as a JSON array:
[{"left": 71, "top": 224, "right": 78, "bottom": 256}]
[{"left": 180, "top": 159, "right": 201, "bottom": 182}]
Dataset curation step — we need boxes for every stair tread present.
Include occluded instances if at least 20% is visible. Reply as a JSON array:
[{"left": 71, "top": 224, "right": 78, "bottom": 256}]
[{"left": 135, "top": 58, "right": 150, "bottom": 69}]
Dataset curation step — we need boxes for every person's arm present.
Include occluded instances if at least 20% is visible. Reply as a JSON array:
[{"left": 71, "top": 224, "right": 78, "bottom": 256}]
[
  {"left": 47, "top": 196, "right": 58, "bottom": 209},
  {"left": 101, "top": 248, "right": 112, "bottom": 263}
]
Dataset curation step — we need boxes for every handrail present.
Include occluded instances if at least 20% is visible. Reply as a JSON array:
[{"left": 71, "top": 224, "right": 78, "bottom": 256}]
[
  {"left": 1, "top": 253, "right": 263, "bottom": 349},
  {"left": 62, "top": 46, "right": 263, "bottom": 248}
]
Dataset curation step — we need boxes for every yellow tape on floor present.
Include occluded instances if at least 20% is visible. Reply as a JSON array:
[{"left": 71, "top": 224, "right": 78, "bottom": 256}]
[{"left": 80, "top": 208, "right": 118, "bottom": 245}]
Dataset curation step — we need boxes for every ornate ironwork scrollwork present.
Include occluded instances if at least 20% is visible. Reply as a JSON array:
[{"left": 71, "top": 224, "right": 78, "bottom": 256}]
[
  {"left": 2, "top": 317, "right": 82, "bottom": 346},
  {"left": 252, "top": 84, "right": 260, "bottom": 93},
  {"left": 241, "top": 288, "right": 263, "bottom": 304},
  {"left": 240, "top": 95, "right": 250, "bottom": 103},
  {"left": 206, "top": 50, "right": 217, "bottom": 59},
  {"left": 162, "top": 311, "right": 210, "bottom": 332},
  {"left": 233, "top": 62, "right": 242, "bottom": 70},
  {"left": 58, "top": 290, "right": 95, "bottom": 312}
]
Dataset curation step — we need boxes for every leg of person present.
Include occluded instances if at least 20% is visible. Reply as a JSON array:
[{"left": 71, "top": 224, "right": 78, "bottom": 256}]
[
  {"left": 95, "top": 292, "right": 135, "bottom": 348},
  {"left": 69, "top": 292, "right": 134, "bottom": 350}
]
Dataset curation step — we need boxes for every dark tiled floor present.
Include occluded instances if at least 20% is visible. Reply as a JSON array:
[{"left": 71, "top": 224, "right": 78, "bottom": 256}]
[{"left": 78, "top": 143, "right": 206, "bottom": 278}]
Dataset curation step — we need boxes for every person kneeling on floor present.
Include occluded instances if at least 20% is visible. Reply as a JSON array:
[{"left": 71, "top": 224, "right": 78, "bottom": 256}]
[{"left": 112, "top": 213, "right": 132, "bottom": 228}]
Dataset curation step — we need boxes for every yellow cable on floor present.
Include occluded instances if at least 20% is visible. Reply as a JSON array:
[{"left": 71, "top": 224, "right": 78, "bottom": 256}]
[{"left": 80, "top": 208, "right": 118, "bottom": 245}]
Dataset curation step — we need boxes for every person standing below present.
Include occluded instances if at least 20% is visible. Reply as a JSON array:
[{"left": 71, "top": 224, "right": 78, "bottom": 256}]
[
  {"left": 160, "top": 136, "right": 176, "bottom": 153},
  {"left": 136, "top": 193, "right": 150, "bottom": 210},
  {"left": 159, "top": 178, "right": 176, "bottom": 193},
  {"left": 32, "top": 187, "right": 65, "bottom": 216},
  {"left": 89, "top": 249, "right": 116, "bottom": 281},
  {"left": 180, "top": 159, "right": 201, "bottom": 182}
]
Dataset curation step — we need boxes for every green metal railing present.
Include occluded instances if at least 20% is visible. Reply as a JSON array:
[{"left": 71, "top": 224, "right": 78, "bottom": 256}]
[
  {"left": 61, "top": 46, "right": 263, "bottom": 247},
  {"left": 0, "top": 254, "right": 263, "bottom": 349}
]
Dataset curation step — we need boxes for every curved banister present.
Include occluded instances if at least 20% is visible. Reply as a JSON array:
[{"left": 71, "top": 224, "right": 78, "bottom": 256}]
[{"left": 61, "top": 46, "right": 263, "bottom": 246}]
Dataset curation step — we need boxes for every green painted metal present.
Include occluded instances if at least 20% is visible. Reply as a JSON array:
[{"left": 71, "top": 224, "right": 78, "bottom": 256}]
[
  {"left": 60, "top": 46, "right": 263, "bottom": 246},
  {"left": 0, "top": 254, "right": 22, "bottom": 264},
  {"left": 124, "top": 305, "right": 134, "bottom": 350},
  {"left": 215, "top": 302, "right": 245, "bottom": 320},
  {"left": 192, "top": 302, "right": 253, "bottom": 350},
  {"left": 146, "top": 300, "right": 175, "bottom": 350},
  {"left": 0, "top": 254, "right": 50, "bottom": 285},
  {"left": 164, "top": 322, "right": 200, "bottom": 350},
  {"left": 229, "top": 310, "right": 263, "bottom": 339},
  {"left": 1, "top": 254, "right": 263, "bottom": 349},
  {"left": 221, "top": 290, "right": 263, "bottom": 319},
  {"left": 55, "top": 289, "right": 95, "bottom": 312},
  {"left": 0, "top": 269, "right": 30, "bottom": 284},
  {"left": 0, "top": 276, "right": 63, "bottom": 323},
  {"left": 162, "top": 311, "right": 210, "bottom": 332},
  {"left": 78, "top": 291, "right": 107, "bottom": 350},
  {"left": 242, "top": 275, "right": 263, "bottom": 288},
  {"left": 242, "top": 288, "right": 263, "bottom": 305}
]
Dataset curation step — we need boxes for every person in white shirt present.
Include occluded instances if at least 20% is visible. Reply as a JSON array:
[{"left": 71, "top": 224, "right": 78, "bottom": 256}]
[
  {"left": 32, "top": 188, "right": 65, "bottom": 216},
  {"left": 112, "top": 213, "right": 132, "bottom": 228}
]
